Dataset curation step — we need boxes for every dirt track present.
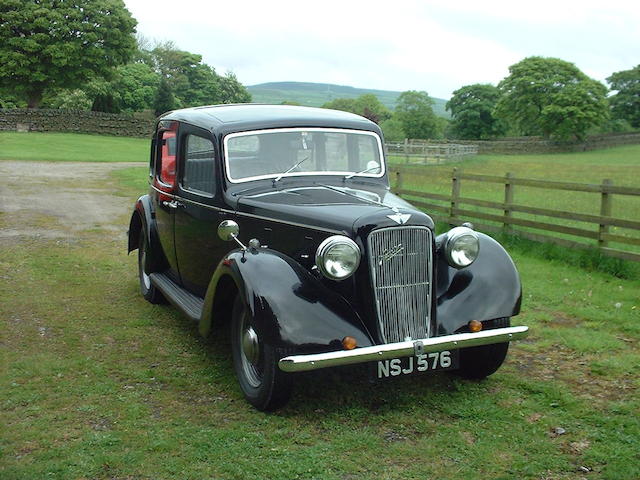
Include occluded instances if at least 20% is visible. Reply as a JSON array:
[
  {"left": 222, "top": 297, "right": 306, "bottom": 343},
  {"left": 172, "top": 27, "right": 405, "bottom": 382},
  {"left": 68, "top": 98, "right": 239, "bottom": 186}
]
[{"left": 0, "top": 161, "right": 141, "bottom": 241}]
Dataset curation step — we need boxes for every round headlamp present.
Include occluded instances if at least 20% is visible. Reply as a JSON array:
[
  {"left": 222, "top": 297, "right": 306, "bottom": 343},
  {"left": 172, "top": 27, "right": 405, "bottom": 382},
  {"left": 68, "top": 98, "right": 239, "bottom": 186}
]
[
  {"left": 315, "top": 236, "right": 361, "bottom": 280},
  {"left": 444, "top": 226, "right": 480, "bottom": 268}
]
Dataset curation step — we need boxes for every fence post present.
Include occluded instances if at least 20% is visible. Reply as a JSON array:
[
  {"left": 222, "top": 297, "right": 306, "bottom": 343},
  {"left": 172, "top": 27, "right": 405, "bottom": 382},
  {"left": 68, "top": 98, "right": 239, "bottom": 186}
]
[
  {"left": 450, "top": 167, "right": 461, "bottom": 223},
  {"left": 504, "top": 172, "right": 514, "bottom": 231},
  {"left": 404, "top": 138, "right": 410, "bottom": 164},
  {"left": 395, "top": 169, "right": 403, "bottom": 193},
  {"left": 599, "top": 179, "right": 613, "bottom": 248}
]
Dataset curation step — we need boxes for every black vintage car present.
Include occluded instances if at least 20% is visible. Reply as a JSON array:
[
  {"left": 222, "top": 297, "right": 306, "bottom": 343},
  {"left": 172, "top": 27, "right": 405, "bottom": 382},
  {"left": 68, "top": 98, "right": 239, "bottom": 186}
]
[{"left": 128, "top": 104, "right": 528, "bottom": 410}]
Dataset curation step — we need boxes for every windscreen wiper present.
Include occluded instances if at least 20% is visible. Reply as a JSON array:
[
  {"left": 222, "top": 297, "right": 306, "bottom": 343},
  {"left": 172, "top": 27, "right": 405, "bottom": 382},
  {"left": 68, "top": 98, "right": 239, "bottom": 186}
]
[
  {"left": 273, "top": 156, "right": 309, "bottom": 184},
  {"left": 343, "top": 165, "right": 381, "bottom": 180}
]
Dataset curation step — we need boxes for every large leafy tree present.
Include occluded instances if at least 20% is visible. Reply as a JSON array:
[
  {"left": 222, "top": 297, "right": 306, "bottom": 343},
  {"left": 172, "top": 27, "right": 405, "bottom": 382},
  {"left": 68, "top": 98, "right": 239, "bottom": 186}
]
[
  {"left": 447, "top": 84, "right": 505, "bottom": 139},
  {"left": 495, "top": 57, "right": 608, "bottom": 140},
  {"left": 322, "top": 94, "right": 391, "bottom": 124},
  {"left": 89, "top": 62, "right": 159, "bottom": 113},
  {"left": 143, "top": 42, "right": 250, "bottom": 107},
  {"left": 0, "top": 0, "right": 137, "bottom": 108},
  {"left": 154, "top": 77, "right": 175, "bottom": 116},
  {"left": 218, "top": 72, "right": 252, "bottom": 104},
  {"left": 395, "top": 90, "right": 438, "bottom": 139},
  {"left": 607, "top": 65, "right": 640, "bottom": 128}
]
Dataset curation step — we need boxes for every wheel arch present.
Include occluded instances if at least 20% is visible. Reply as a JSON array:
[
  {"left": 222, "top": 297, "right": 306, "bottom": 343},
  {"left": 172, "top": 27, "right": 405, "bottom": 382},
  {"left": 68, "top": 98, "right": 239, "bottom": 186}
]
[
  {"left": 199, "top": 249, "right": 374, "bottom": 354},
  {"left": 127, "top": 195, "right": 166, "bottom": 273}
]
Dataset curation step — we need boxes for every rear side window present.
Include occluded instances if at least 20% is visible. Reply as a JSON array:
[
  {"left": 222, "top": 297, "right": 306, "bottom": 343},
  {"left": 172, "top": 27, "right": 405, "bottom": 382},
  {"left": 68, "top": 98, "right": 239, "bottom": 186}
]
[
  {"left": 159, "top": 130, "right": 177, "bottom": 186},
  {"left": 182, "top": 134, "right": 216, "bottom": 196}
]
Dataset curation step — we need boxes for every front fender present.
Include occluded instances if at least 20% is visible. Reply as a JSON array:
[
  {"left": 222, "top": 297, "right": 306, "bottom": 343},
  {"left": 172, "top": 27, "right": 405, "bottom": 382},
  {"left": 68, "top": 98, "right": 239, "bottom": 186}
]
[
  {"left": 435, "top": 233, "right": 522, "bottom": 335},
  {"left": 200, "top": 248, "right": 374, "bottom": 354}
]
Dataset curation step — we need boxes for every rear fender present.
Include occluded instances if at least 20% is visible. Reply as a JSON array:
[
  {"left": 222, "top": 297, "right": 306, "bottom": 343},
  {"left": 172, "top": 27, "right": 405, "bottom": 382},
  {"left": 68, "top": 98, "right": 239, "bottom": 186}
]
[
  {"left": 435, "top": 232, "right": 522, "bottom": 335},
  {"left": 200, "top": 248, "right": 374, "bottom": 354},
  {"left": 127, "top": 194, "right": 166, "bottom": 273}
]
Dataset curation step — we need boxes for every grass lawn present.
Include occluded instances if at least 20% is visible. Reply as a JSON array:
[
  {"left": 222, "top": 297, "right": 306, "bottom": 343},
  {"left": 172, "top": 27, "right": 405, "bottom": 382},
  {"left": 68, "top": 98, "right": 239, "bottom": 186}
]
[
  {"left": 1, "top": 159, "right": 639, "bottom": 478},
  {"left": 0, "top": 132, "right": 148, "bottom": 163}
]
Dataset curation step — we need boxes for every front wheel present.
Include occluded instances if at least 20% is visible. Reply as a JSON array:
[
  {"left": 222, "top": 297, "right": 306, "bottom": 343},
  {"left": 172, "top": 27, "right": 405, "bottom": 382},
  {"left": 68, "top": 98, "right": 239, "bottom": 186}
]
[
  {"left": 231, "top": 295, "right": 293, "bottom": 411},
  {"left": 456, "top": 317, "right": 510, "bottom": 379}
]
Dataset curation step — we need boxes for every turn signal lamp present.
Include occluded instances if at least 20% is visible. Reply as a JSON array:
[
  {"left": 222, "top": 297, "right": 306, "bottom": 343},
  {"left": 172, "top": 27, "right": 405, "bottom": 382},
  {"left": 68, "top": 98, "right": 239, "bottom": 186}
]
[
  {"left": 342, "top": 336, "right": 357, "bottom": 350},
  {"left": 469, "top": 320, "right": 483, "bottom": 333}
]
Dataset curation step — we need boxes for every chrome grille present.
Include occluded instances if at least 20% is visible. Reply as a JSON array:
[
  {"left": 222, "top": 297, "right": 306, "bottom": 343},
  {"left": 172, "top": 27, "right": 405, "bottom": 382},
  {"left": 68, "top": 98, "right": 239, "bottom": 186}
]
[{"left": 367, "top": 226, "right": 432, "bottom": 343}]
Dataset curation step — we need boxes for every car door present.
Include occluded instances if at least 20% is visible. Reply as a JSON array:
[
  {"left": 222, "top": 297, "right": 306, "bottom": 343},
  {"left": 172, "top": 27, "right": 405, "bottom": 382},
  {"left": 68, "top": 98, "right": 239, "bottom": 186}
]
[
  {"left": 174, "top": 125, "right": 232, "bottom": 297},
  {"left": 152, "top": 122, "right": 180, "bottom": 280}
]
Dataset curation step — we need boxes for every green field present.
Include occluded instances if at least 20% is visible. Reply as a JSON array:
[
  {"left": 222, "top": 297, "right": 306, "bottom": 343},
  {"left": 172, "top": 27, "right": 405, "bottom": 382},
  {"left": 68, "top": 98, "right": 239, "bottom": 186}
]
[
  {"left": 0, "top": 132, "right": 148, "bottom": 162},
  {"left": 2, "top": 163, "right": 639, "bottom": 479},
  {"left": 1, "top": 132, "right": 639, "bottom": 478},
  {"left": 247, "top": 81, "right": 450, "bottom": 118}
]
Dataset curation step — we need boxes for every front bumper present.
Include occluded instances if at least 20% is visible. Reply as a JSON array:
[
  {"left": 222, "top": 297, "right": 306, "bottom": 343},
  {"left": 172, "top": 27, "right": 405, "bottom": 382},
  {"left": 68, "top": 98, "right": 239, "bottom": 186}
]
[{"left": 278, "top": 326, "right": 529, "bottom": 372}]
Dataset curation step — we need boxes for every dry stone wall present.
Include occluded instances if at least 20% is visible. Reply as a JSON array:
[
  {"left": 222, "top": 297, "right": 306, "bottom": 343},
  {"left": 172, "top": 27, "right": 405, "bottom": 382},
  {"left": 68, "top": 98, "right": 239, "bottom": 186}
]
[{"left": 0, "top": 109, "right": 155, "bottom": 137}]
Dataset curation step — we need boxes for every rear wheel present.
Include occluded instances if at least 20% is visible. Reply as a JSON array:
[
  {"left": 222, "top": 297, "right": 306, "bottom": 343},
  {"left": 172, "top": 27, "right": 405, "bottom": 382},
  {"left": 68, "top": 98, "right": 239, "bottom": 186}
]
[
  {"left": 457, "top": 317, "right": 510, "bottom": 379},
  {"left": 138, "top": 235, "right": 164, "bottom": 304},
  {"left": 231, "top": 294, "right": 293, "bottom": 411}
]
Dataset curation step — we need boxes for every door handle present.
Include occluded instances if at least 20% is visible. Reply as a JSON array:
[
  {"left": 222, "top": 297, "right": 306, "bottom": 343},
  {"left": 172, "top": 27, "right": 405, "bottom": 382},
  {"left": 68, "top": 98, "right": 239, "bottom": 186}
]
[{"left": 162, "top": 200, "right": 184, "bottom": 209}]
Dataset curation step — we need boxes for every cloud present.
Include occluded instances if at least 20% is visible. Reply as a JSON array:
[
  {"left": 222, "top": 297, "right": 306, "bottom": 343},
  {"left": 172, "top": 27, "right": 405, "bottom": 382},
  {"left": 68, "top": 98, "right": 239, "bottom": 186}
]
[{"left": 124, "top": 0, "right": 640, "bottom": 98}]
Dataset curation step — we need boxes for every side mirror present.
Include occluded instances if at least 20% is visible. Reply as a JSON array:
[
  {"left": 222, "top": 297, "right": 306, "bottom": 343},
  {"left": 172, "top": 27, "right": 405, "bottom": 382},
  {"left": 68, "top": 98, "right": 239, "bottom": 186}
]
[{"left": 218, "top": 220, "right": 240, "bottom": 241}]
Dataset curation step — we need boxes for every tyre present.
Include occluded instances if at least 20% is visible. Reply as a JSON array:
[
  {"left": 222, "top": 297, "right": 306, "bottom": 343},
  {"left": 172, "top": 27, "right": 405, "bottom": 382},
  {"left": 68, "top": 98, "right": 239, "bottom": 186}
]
[
  {"left": 457, "top": 317, "right": 510, "bottom": 380},
  {"left": 138, "top": 235, "right": 165, "bottom": 304},
  {"left": 230, "top": 294, "right": 293, "bottom": 411}
]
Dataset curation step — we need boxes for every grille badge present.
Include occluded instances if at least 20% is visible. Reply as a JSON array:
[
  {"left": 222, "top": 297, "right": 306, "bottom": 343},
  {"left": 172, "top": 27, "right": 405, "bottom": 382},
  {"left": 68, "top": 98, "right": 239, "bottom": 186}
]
[{"left": 378, "top": 243, "right": 404, "bottom": 265}]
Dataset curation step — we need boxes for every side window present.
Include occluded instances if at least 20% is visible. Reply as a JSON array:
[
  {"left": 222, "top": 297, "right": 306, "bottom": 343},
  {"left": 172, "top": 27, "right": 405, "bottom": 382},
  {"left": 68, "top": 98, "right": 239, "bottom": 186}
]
[
  {"left": 159, "top": 130, "right": 177, "bottom": 186},
  {"left": 182, "top": 134, "right": 216, "bottom": 196}
]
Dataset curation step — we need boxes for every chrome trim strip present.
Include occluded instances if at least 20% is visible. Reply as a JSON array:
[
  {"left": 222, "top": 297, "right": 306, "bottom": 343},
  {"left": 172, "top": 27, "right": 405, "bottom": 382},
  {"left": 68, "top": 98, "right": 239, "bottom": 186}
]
[
  {"left": 223, "top": 127, "right": 386, "bottom": 184},
  {"left": 278, "top": 326, "right": 529, "bottom": 372}
]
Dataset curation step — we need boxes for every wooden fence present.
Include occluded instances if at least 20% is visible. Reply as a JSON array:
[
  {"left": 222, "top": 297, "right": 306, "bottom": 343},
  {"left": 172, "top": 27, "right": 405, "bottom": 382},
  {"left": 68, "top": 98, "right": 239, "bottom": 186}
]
[
  {"left": 385, "top": 140, "right": 478, "bottom": 164},
  {"left": 389, "top": 166, "right": 640, "bottom": 262}
]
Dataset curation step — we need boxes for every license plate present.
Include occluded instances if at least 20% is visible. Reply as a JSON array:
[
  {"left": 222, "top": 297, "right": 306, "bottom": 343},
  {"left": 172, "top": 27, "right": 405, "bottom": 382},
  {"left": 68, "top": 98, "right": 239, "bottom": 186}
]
[{"left": 374, "top": 350, "right": 459, "bottom": 379}]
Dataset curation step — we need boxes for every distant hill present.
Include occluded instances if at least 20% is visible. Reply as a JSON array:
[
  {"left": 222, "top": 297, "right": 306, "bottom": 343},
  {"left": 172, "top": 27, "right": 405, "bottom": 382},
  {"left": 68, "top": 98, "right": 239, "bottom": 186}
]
[{"left": 247, "top": 81, "right": 450, "bottom": 118}]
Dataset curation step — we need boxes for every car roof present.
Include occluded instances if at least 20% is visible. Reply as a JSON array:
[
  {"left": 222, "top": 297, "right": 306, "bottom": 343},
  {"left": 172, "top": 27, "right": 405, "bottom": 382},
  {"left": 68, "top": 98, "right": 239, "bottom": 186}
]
[{"left": 160, "top": 104, "right": 381, "bottom": 136}]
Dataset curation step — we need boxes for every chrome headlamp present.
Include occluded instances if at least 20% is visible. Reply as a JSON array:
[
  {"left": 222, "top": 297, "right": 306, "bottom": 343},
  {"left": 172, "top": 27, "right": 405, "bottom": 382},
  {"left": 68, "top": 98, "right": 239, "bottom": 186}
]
[
  {"left": 444, "top": 226, "right": 480, "bottom": 268},
  {"left": 315, "top": 235, "right": 361, "bottom": 280}
]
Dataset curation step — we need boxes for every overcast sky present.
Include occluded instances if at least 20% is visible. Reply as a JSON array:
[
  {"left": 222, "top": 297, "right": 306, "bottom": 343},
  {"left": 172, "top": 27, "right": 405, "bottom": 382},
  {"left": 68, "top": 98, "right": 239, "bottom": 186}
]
[{"left": 123, "top": 0, "right": 639, "bottom": 99}]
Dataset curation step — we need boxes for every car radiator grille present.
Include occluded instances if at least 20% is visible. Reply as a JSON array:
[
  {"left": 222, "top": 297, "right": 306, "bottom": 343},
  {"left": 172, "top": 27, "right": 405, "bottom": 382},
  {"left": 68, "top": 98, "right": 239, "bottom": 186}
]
[{"left": 367, "top": 226, "right": 433, "bottom": 343}]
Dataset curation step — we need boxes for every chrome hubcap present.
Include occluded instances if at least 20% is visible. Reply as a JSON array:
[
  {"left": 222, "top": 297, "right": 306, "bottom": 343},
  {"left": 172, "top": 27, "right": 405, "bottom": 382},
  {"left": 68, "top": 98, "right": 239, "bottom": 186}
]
[
  {"left": 242, "top": 326, "right": 259, "bottom": 365},
  {"left": 239, "top": 314, "right": 262, "bottom": 388}
]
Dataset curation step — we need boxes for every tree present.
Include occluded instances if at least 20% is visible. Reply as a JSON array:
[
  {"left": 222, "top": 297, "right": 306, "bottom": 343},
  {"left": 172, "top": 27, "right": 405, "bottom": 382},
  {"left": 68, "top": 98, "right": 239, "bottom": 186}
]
[
  {"left": 495, "top": 57, "right": 609, "bottom": 140},
  {"left": 0, "top": 0, "right": 137, "bottom": 108},
  {"left": 322, "top": 94, "right": 391, "bottom": 124},
  {"left": 218, "top": 72, "right": 252, "bottom": 104},
  {"left": 395, "top": 91, "right": 438, "bottom": 139},
  {"left": 607, "top": 65, "right": 640, "bottom": 128},
  {"left": 89, "top": 62, "right": 159, "bottom": 113},
  {"left": 380, "top": 116, "right": 405, "bottom": 142},
  {"left": 143, "top": 42, "right": 250, "bottom": 107},
  {"left": 447, "top": 84, "right": 505, "bottom": 139},
  {"left": 154, "top": 78, "right": 176, "bottom": 116}
]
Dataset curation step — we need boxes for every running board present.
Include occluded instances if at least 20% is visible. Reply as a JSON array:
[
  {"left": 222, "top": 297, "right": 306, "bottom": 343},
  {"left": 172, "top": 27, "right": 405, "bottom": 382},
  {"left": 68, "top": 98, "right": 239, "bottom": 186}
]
[{"left": 149, "top": 273, "right": 203, "bottom": 322}]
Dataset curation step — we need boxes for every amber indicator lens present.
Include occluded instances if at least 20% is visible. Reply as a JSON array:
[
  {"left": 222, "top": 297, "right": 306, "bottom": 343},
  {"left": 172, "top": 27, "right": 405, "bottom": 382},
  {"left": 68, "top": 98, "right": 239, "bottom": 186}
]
[
  {"left": 469, "top": 320, "right": 483, "bottom": 332},
  {"left": 342, "top": 336, "right": 357, "bottom": 350}
]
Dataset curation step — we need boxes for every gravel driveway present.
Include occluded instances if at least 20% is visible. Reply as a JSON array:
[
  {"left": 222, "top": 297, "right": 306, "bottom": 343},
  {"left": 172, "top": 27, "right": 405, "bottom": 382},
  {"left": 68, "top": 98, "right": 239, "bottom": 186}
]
[{"left": 0, "top": 161, "right": 142, "bottom": 241}]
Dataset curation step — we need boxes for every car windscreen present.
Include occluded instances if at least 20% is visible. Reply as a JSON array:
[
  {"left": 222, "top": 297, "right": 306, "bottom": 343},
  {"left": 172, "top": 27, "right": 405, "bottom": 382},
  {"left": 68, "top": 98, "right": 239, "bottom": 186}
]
[{"left": 224, "top": 128, "right": 385, "bottom": 183}]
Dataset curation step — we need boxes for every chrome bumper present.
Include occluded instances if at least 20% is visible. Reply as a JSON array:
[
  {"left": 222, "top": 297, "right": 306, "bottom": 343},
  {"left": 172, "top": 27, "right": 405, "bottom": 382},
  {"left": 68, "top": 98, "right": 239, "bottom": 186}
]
[{"left": 278, "top": 326, "right": 529, "bottom": 372}]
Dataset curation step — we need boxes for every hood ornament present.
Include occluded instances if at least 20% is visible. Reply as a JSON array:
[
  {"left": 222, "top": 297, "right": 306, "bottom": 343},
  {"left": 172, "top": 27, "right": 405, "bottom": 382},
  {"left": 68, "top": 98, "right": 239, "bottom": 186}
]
[{"left": 387, "top": 209, "right": 412, "bottom": 225}]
